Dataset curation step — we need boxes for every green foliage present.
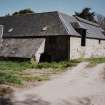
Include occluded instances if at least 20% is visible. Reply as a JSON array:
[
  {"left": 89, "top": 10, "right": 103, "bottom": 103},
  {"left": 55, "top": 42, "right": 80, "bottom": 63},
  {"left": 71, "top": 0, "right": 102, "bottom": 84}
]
[
  {"left": 84, "top": 57, "right": 105, "bottom": 67},
  {"left": 0, "top": 58, "right": 105, "bottom": 85},
  {"left": 75, "top": 7, "right": 96, "bottom": 22},
  {"left": 0, "top": 70, "right": 22, "bottom": 85},
  {"left": 22, "top": 75, "right": 49, "bottom": 82},
  {"left": 30, "top": 57, "right": 36, "bottom": 65},
  {"left": 0, "top": 60, "right": 31, "bottom": 71},
  {"left": 12, "top": 8, "right": 35, "bottom": 16},
  {"left": 31, "top": 60, "right": 81, "bottom": 69},
  {"left": 0, "top": 59, "right": 80, "bottom": 85},
  {"left": 1, "top": 57, "right": 105, "bottom": 85}
]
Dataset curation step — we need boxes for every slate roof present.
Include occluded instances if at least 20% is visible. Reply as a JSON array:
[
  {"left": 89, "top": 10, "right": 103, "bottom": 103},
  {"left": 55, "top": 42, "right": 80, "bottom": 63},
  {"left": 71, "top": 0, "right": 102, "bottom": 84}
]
[
  {"left": 0, "top": 11, "right": 77, "bottom": 38},
  {"left": 0, "top": 11, "right": 105, "bottom": 39},
  {"left": 58, "top": 12, "right": 105, "bottom": 40},
  {"left": 75, "top": 16, "right": 105, "bottom": 39}
]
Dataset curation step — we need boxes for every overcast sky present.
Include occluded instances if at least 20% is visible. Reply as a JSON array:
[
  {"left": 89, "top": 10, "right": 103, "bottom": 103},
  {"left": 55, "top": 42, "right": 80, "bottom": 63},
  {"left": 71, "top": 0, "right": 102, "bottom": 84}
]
[{"left": 0, "top": 0, "right": 105, "bottom": 16}]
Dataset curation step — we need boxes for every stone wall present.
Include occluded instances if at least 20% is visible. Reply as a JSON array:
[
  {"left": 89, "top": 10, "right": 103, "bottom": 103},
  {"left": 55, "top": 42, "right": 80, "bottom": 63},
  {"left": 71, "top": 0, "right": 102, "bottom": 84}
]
[
  {"left": 0, "top": 38, "right": 45, "bottom": 60},
  {"left": 70, "top": 37, "right": 105, "bottom": 59}
]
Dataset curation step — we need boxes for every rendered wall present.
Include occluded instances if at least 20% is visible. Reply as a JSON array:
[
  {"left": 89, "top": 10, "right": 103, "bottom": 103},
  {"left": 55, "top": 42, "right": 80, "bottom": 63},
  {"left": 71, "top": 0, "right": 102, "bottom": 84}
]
[
  {"left": 0, "top": 38, "right": 45, "bottom": 60},
  {"left": 70, "top": 37, "right": 105, "bottom": 59}
]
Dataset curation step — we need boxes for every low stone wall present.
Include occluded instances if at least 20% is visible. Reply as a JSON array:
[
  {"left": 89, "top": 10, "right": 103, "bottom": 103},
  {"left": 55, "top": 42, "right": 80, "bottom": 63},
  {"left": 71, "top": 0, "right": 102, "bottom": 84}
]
[
  {"left": 0, "top": 38, "right": 45, "bottom": 60},
  {"left": 70, "top": 37, "right": 105, "bottom": 59}
]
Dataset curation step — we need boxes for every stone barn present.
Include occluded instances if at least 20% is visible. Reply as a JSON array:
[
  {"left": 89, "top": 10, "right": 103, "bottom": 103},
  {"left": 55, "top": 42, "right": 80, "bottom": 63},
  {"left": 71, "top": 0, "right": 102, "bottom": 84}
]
[{"left": 0, "top": 11, "right": 105, "bottom": 62}]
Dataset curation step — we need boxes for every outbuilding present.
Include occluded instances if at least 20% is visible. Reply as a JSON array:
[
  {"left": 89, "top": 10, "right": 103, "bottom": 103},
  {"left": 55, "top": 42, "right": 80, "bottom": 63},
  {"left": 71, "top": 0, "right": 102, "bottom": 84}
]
[{"left": 0, "top": 11, "right": 105, "bottom": 62}]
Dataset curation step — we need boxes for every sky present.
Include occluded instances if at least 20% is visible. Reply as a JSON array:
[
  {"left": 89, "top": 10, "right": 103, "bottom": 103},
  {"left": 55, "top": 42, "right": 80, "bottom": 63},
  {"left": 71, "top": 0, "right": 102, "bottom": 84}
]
[{"left": 0, "top": 0, "right": 105, "bottom": 16}]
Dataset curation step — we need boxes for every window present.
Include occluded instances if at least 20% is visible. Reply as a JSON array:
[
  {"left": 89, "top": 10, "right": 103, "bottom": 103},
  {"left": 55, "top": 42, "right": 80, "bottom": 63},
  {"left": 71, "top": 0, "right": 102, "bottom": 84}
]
[
  {"left": 8, "top": 28, "right": 14, "bottom": 32},
  {"left": 81, "top": 29, "right": 86, "bottom": 46},
  {"left": 42, "top": 26, "right": 48, "bottom": 31},
  {"left": 99, "top": 40, "right": 101, "bottom": 44},
  {"left": 102, "top": 31, "right": 105, "bottom": 36},
  {"left": 81, "top": 33, "right": 86, "bottom": 46},
  {"left": 71, "top": 22, "right": 80, "bottom": 29},
  {"left": 75, "top": 28, "right": 86, "bottom": 46}
]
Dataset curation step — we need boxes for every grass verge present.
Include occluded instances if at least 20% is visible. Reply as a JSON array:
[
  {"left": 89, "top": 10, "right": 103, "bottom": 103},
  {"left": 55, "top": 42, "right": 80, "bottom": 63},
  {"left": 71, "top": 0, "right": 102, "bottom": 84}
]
[
  {"left": 0, "top": 57, "right": 105, "bottom": 85},
  {"left": 82, "top": 57, "right": 105, "bottom": 67},
  {"left": 0, "top": 59, "right": 81, "bottom": 85}
]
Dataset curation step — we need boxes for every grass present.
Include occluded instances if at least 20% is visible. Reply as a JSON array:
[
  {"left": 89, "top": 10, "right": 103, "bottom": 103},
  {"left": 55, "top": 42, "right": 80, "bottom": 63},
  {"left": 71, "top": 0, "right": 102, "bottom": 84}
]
[
  {"left": 0, "top": 57, "right": 105, "bottom": 85},
  {"left": 0, "top": 71, "right": 22, "bottom": 85},
  {"left": 83, "top": 57, "right": 105, "bottom": 67},
  {"left": 22, "top": 75, "right": 49, "bottom": 82},
  {"left": 0, "top": 59, "right": 80, "bottom": 85}
]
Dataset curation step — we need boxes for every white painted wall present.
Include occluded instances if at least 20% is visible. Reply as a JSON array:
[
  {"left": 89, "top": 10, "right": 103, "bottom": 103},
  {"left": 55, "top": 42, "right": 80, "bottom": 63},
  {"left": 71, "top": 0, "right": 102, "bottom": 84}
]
[
  {"left": 0, "top": 25, "right": 3, "bottom": 48},
  {"left": 35, "top": 39, "right": 45, "bottom": 62},
  {"left": 70, "top": 37, "right": 105, "bottom": 59}
]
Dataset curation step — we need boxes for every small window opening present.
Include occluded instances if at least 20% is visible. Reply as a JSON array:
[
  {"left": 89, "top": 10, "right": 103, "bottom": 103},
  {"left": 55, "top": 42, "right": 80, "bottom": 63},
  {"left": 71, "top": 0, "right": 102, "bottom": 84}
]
[
  {"left": 99, "top": 40, "right": 101, "bottom": 44},
  {"left": 81, "top": 31, "right": 86, "bottom": 46},
  {"left": 71, "top": 22, "right": 80, "bottom": 28},
  {"left": 102, "top": 31, "right": 105, "bottom": 36},
  {"left": 42, "top": 26, "right": 48, "bottom": 31},
  {"left": 75, "top": 28, "right": 86, "bottom": 46},
  {"left": 11, "top": 50, "right": 15, "bottom": 54},
  {"left": 8, "top": 28, "right": 14, "bottom": 32}
]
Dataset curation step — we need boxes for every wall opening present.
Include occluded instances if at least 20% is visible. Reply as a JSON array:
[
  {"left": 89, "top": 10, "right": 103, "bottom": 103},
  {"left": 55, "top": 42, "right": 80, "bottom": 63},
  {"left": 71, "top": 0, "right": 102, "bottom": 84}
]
[
  {"left": 75, "top": 28, "right": 86, "bottom": 46},
  {"left": 81, "top": 29, "right": 86, "bottom": 46},
  {"left": 39, "top": 52, "right": 51, "bottom": 62},
  {"left": 99, "top": 40, "right": 101, "bottom": 44}
]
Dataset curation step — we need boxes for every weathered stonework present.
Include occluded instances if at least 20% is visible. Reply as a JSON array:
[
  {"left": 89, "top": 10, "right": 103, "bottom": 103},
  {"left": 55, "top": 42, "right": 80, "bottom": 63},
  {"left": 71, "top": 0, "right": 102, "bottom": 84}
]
[
  {"left": 0, "top": 38, "right": 45, "bottom": 59},
  {"left": 70, "top": 37, "right": 105, "bottom": 59}
]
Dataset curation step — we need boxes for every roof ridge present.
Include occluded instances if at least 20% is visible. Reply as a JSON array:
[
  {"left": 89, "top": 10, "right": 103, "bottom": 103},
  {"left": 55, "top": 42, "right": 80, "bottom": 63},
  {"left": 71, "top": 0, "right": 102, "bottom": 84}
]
[
  {"left": 57, "top": 12, "right": 70, "bottom": 35},
  {"left": 0, "top": 11, "right": 59, "bottom": 18},
  {"left": 74, "top": 16, "right": 99, "bottom": 27},
  {"left": 57, "top": 12, "right": 80, "bottom": 36}
]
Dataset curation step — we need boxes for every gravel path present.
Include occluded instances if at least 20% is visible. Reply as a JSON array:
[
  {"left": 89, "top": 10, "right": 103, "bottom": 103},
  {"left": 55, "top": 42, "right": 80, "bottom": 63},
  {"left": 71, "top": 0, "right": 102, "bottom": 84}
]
[{"left": 14, "top": 62, "right": 105, "bottom": 105}]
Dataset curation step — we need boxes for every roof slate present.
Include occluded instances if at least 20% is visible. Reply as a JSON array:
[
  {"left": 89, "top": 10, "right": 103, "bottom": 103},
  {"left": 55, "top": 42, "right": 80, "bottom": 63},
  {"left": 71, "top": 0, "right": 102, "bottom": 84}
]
[
  {"left": 58, "top": 12, "right": 105, "bottom": 39},
  {"left": 0, "top": 11, "right": 68, "bottom": 38},
  {"left": 0, "top": 11, "right": 104, "bottom": 39},
  {"left": 75, "top": 16, "right": 105, "bottom": 39}
]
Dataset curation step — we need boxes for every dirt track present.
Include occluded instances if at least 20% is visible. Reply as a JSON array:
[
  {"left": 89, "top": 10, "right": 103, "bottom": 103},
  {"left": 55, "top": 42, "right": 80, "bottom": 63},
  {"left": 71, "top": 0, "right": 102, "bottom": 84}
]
[{"left": 14, "top": 62, "right": 105, "bottom": 105}]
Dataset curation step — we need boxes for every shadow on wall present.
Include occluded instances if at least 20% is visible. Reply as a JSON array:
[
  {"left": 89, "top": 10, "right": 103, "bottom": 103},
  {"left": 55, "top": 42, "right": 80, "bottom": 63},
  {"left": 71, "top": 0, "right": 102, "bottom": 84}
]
[
  {"left": 39, "top": 36, "right": 70, "bottom": 62},
  {"left": 39, "top": 52, "right": 51, "bottom": 62}
]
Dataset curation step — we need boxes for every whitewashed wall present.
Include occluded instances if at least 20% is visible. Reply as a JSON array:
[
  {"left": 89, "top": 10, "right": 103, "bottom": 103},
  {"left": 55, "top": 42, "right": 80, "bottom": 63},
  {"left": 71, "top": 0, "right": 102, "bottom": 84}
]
[
  {"left": 70, "top": 37, "right": 105, "bottom": 59},
  {"left": 35, "top": 39, "right": 45, "bottom": 62}
]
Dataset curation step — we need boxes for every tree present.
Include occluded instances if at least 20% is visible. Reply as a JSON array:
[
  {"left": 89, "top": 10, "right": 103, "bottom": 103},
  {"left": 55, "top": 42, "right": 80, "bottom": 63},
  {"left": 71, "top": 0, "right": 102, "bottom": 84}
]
[
  {"left": 12, "top": 8, "right": 35, "bottom": 16},
  {"left": 5, "top": 13, "right": 10, "bottom": 16},
  {"left": 96, "top": 14, "right": 105, "bottom": 30},
  {"left": 75, "top": 7, "right": 96, "bottom": 22}
]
